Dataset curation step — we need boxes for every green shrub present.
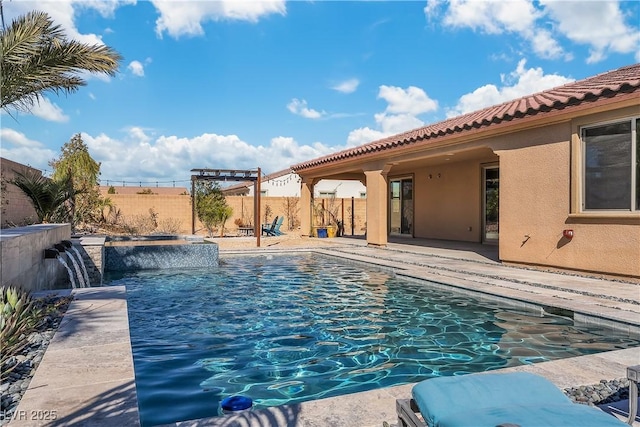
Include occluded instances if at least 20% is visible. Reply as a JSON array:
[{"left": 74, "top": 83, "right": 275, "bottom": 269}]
[{"left": 1, "top": 286, "right": 43, "bottom": 380}]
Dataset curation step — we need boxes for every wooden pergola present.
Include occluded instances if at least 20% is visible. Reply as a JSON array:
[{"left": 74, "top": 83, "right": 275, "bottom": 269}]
[{"left": 190, "top": 168, "right": 262, "bottom": 247}]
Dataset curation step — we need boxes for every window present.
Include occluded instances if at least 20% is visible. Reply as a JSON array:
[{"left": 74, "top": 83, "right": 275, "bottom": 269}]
[
  {"left": 260, "top": 190, "right": 268, "bottom": 197},
  {"left": 582, "top": 118, "right": 639, "bottom": 211},
  {"left": 318, "top": 191, "right": 336, "bottom": 198},
  {"left": 359, "top": 192, "right": 367, "bottom": 198}
]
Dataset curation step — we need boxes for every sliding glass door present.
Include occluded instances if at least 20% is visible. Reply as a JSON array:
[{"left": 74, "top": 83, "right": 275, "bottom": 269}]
[
  {"left": 389, "top": 177, "right": 413, "bottom": 235},
  {"left": 483, "top": 166, "right": 499, "bottom": 242}
]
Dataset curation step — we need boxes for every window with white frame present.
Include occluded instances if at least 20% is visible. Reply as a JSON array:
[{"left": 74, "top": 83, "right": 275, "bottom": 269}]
[{"left": 582, "top": 117, "right": 639, "bottom": 211}]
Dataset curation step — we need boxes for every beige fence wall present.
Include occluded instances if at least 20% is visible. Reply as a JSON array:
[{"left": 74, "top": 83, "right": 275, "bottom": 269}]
[
  {"left": 102, "top": 193, "right": 367, "bottom": 236},
  {"left": 1, "top": 158, "right": 40, "bottom": 228}
]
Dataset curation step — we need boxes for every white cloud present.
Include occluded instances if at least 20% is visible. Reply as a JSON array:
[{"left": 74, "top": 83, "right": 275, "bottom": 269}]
[
  {"left": 425, "top": 0, "right": 639, "bottom": 62},
  {"left": 151, "top": 0, "right": 286, "bottom": 38},
  {"left": 128, "top": 60, "right": 145, "bottom": 77},
  {"left": 540, "top": 0, "right": 640, "bottom": 63},
  {"left": 30, "top": 97, "right": 70, "bottom": 123},
  {"left": 1, "top": 129, "right": 45, "bottom": 148},
  {"left": 78, "top": 129, "right": 337, "bottom": 183},
  {"left": 379, "top": 86, "right": 438, "bottom": 116},
  {"left": 346, "top": 127, "right": 388, "bottom": 147},
  {"left": 287, "top": 99, "right": 325, "bottom": 119},
  {"left": 332, "top": 79, "right": 360, "bottom": 94},
  {"left": 0, "top": 129, "right": 57, "bottom": 170},
  {"left": 446, "top": 59, "right": 574, "bottom": 117},
  {"left": 3, "top": 0, "right": 126, "bottom": 49},
  {"left": 346, "top": 85, "right": 434, "bottom": 146},
  {"left": 435, "top": 0, "right": 540, "bottom": 34}
]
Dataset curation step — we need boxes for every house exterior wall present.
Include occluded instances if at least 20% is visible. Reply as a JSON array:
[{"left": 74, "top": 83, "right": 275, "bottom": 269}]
[
  {"left": 410, "top": 156, "right": 496, "bottom": 242},
  {"left": 390, "top": 112, "right": 639, "bottom": 277},
  {"left": 495, "top": 108, "right": 640, "bottom": 277},
  {"left": 293, "top": 100, "right": 639, "bottom": 277}
]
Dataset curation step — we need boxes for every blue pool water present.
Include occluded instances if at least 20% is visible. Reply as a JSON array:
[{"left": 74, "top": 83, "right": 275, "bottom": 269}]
[{"left": 105, "top": 254, "right": 640, "bottom": 426}]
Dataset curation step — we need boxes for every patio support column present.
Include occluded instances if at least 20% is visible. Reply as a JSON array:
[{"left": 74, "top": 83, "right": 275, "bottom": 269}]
[
  {"left": 300, "top": 178, "right": 315, "bottom": 237},
  {"left": 364, "top": 168, "right": 389, "bottom": 246}
]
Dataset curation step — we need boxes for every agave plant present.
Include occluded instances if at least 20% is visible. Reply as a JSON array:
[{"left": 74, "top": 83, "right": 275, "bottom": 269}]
[{"left": 1, "top": 286, "right": 43, "bottom": 380}]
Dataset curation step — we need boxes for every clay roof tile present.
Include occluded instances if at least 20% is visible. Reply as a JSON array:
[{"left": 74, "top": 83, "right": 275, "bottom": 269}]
[{"left": 292, "top": 64, "right": 640, "bottom": 171}]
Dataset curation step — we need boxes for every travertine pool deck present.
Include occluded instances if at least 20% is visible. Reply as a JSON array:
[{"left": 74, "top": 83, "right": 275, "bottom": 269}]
[{"left": 8, "top": 237, "right": 640, "bottom": 427}]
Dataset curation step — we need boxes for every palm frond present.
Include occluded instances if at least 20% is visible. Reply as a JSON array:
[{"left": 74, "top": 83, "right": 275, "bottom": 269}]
[{"left": 1, "top": 10, "right": 122, "bottom": 112}]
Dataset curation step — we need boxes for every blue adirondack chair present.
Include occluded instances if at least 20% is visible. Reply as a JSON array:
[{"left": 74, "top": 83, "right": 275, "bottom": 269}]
[
  {"left": 263, "top": 216, "right": 284, "bottom": 236},
  {"left": 261, "top": 216, "right": 278, "bottom": 236}
]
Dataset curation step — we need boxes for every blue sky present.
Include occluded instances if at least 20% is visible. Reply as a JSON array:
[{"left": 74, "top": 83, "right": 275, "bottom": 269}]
[{"left": 1, "top": 0, "right": 639, "bottom": 187}]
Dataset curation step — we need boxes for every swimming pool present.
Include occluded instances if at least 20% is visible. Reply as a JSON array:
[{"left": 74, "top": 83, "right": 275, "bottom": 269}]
[{"left": 105, "top": 253, "right": 640, "bottom": 426}]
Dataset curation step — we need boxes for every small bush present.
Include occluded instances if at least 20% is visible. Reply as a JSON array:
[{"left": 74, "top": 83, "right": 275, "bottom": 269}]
[
  {"left": 1, "top": 286, "right": 43, "bottom": 380},
  {"left": 157, "top": 217, "right": 182, "bottom": 234}
]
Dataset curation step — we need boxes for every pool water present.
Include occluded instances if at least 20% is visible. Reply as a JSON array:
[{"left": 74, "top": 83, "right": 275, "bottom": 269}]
[{"left": 105, "top": 254, "right": 639, "bottom": 426}]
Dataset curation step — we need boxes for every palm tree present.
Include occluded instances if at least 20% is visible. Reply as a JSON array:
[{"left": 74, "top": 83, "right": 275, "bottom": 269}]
[
  {"left": 0, "top": 9, "right": 122, "bottom": 113},
  {"left": 11, "top": 170, "right": 74, "bottom": 223}
]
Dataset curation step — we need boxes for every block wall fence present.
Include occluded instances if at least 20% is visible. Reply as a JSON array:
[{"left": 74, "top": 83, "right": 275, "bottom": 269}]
[
  {"left": 101, "top": 193, "right": 368, "bottom": 236},
  {"left": 1, "top": 158, "right": 40, "bottom": 228}
]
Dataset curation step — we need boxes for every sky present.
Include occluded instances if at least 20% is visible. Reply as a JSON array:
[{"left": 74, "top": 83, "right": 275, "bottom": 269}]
[{"left": 1, "top": 0, "right": 639, "bottom": 188}]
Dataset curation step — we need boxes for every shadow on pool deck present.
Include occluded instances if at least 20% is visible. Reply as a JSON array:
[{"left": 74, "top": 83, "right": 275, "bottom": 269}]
[{"left": 8, "top": 239, "right": 640, "bottom": 427}]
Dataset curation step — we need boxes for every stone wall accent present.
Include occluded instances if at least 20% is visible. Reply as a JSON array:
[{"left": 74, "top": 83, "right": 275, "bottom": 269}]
[
  {"left": 75, "top": 236, "right": 105, "bottom": 286},
  {"left": 104, "top": 243, "right": 219, "bottom": 271}
]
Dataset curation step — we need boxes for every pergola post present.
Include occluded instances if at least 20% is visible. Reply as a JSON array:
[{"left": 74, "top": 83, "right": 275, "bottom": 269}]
[{"left": 254, "top": 167, "right": 261, "bottom": 247}]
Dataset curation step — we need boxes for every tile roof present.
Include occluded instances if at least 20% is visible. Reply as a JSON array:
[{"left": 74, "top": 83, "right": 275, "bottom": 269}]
[{"left": 292, "top": 63, "right": 640, "bottom": 171}]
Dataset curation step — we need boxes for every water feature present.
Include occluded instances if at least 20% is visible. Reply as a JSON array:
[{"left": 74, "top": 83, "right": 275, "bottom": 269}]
[
  {"left": 55, "top": 243, "right": 85, "bottom": 288},
  {"left": 105, "top": 254, "right": 640, "bottom": 426},
  {"left": 65, "top": 251, "right": 86, "bottom": 288},
  {"left": 70, "top": 246, "right": 91, "bottom": 286},
  {"left": 57, "top": 257, "right": 78, "bottom": 289}
]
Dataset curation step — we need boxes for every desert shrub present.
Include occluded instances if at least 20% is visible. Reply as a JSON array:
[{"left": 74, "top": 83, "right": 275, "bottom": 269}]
[
  {"left": 157, "top": 217, "right": 182, "bottom": 234},
  {"left": 1, "top": 286, "right": 42, "bottom": 380},
  {"left": 1, "top": 287, "right": 73, "bottom": 381}
]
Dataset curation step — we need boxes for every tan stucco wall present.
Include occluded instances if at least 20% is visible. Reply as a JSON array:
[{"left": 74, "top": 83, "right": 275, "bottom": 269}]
[
  {"left": 410, "top": 157, "right": 495, "bottom": 242},
  {"left": 495, "top": 118, "right": 639, "bottom": 278},
  {"left": 102, "top": 193, "right": 367, "bottom": 236}
]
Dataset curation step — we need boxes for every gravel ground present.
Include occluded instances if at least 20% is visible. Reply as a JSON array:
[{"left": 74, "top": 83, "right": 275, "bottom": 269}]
[{"left": 1, "top": 294, "right": 73, "bottom": 426}]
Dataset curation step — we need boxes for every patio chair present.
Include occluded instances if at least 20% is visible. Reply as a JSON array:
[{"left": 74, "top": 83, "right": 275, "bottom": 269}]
[
  {"left": 261, "top": 216, "right": 279, "bottom": 236},
  {"left": 263, "top": 216, "right": 284, "bottom": 236},
  {"left": 396, "top": 371, "right": 629, "bottom": 427},
  {"left": 271, "top": 216, "right": 285, "bottom": 236}
]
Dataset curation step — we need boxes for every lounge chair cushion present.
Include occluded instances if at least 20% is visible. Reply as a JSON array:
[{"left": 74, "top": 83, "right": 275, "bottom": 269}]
[{"left": 412, "top": 372, "right": 626, "bottom": 427}]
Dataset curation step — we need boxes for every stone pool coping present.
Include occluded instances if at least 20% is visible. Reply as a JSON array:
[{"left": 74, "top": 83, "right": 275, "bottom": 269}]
[{"left": 8, "top": 245, "right": 640, "bottom": 427}]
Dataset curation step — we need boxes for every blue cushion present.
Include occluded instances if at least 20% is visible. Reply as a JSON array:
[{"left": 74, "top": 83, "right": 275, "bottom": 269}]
[
  {"left": 412, "top": 372, "right": 626, "bottom": 427},
  {"left": 439, "top": 403, "right": 627, "bottom": 427}
]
